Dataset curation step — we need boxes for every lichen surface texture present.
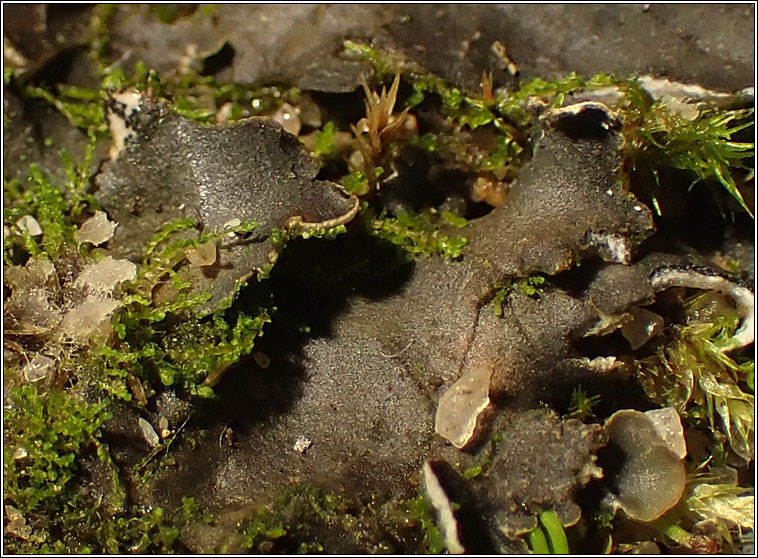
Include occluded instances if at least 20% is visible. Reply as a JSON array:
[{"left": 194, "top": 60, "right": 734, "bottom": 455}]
[{"left": 2, "top": 4, "right": 755, "bottom": 555}]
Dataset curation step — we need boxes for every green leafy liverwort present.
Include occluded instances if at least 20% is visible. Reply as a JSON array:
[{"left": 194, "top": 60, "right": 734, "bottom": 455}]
[{"left": 369, "top": 207, "right": 468, "bottom": 260}]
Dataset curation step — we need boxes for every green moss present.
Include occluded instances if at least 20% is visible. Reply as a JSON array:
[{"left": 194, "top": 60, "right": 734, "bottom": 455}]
[
  {"left": 405, "top": 61, "right": 754, "bottom": 218},
  {"left": 617, "top": 80, "right": 754, "bottom": 217},
  {"left": 567, "top": 385, "right": 601, "bottom": 421},
  {"left": 237, "top": 485, "right": 345, "bottom": 553},
  {"left": 25, "top": 84, "right": 108, "bottom": 133},
  {"left": 341, "top": 39, "right": 403, "bottom": 82},
  {"left": 312, "top": 121, "right": 337, "bottom": 158},
  {"left": 239, "top": 507, "right": 290, "bottom": 552},
  {"left": 370, "top": 208, "right": 468, "bottom": 260},
  {"left": 341, "top": 167, "right": 385, "bottom": 196},
  {"left": 4, "top": 385, "right": 112, "bottom": 514},
  {"left": 268, "top": 222, "right": 349, "bottom": 260},
  {"left": 4, "top": 377, "right": 213, "bottom": 553},
  {"left": 407, "top": 493, "right": 446, "bottom": 554},
  {"left": 5, "top": 489, "right": 209, "bottom": 554},
  {"left": 4, "top": 133, "right": 100, "bottom": 261},
  {"left": 298, "top": 224, "right": 348, "bottom": 241},
  {"left": 635, "top": 291, "right": 754, "bottom": 461},
  {"left": 651, "top": 476, "right": 753, "bottom": 553},
  {"left": 491, "top": 275, "right": 547, "bottom": 316},
  {"left": 149, "top": 4, "right": 187, "bottom": 24},
  {"left": 88, "top": 3, "right": 118, "bottom": 73},
  {"left": 233, "top": 484, "right": 461, "bottom": 554},
  {"left": 497, "top": 72, "right": 617, "bottom": 127},
  {"left": 462, "top": 465, "right": 483, "bottom": 480},
  {"left": 408, "top": 131, "right": 440, "bottom": 153},
  {"left": 91, "top": 217, "right": 271, "bottom": 397}
]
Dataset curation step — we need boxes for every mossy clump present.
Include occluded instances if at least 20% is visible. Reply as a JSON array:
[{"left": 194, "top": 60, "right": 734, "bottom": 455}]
[
  {"left": 93, "top": 217, "right": 271, "bottom": 398},
  {"left": 634, "top": 291, "right": 754, "bottom": 462},
  {"left": 566, "top": 385, "right": 602, "bottom": 422},
  {"left": 491, "top": 275, "right": 547, "bottom": 317},
  {"left": 369, "top": 207, "right": 468, "bottom": 260},
  {"left": 4, "top": 385, "right": 112, "bottom": 515},
  {"left": 613, "top": 81, "right": 754, "bottom": 217},
  {"left": 4, "top": 132, "right": 99, "bottom": 262},
  {"left": 235, "top": 484, "right": 449, "bottom": 554},
  {"left": 343, "top": 40, "right": 753, "bottom": 220}
]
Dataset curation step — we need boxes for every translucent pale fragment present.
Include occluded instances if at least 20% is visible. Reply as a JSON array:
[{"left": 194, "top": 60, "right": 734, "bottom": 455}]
[
  {"left": 75, "top": 256, "right": 137, "bottom": 292},
  {"left": 23, "top": 353, "right": 55, "bottom": 383},
  {"left": 423, "top": 461, "right": 465, "bottom": 554},
  {"left": 185, "top": 241, "right": 218, "bottom": 267},
  {"left": 16, "top": 215, "right": 42, "bottom": 236},
  {"left": 622, "top": 306, "right": 664, "bottom": 350},
  {"left": 273, "top": 102, "right": 301, "bottom": 136},
  {"left": 74, "top": 211, "right": 118, "bottom": 246},
  {"left": 435, "top": 366, "right": 491, "bottom": 449},
  {"left": 138, "top": 417, "right": 160, "bottom": 448},
  {"left": 644, "top": 407, "right": 687, "bottom": 459},
  {"left": 60, "top": 296, "right": 120, "bottom": 340}
]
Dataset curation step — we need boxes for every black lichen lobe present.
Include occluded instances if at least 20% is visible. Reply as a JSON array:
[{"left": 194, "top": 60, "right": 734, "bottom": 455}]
[
  {"left": 465, "top": 102, "right": 654, "bottom": 277},
  {"left": 96, "top": 90, "right": 358, "bottom": 310}
]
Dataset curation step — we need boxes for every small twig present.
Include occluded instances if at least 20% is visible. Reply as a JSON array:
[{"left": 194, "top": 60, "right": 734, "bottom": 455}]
[{"left": 378, "top": 339, "right": 413, "bottom": 358}]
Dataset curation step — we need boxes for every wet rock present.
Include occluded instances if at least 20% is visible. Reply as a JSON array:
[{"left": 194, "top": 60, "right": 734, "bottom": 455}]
[
  {"left": 104, "top": 5, "right": 754, "bottom": 94},
  {"left": 107, "top": 5, "right": 388, "bottom": 93},
  {"left": 3, "top": 4, "right": 93, "bottom": 76},
  {"left": 96, "top": 89, "right": 358, "bottom": 312}
]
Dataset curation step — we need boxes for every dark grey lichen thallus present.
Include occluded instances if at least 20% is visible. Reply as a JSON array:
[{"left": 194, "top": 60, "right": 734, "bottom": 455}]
[{"left": 95, "top": 88, "right": 359, "bottom": 312}]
